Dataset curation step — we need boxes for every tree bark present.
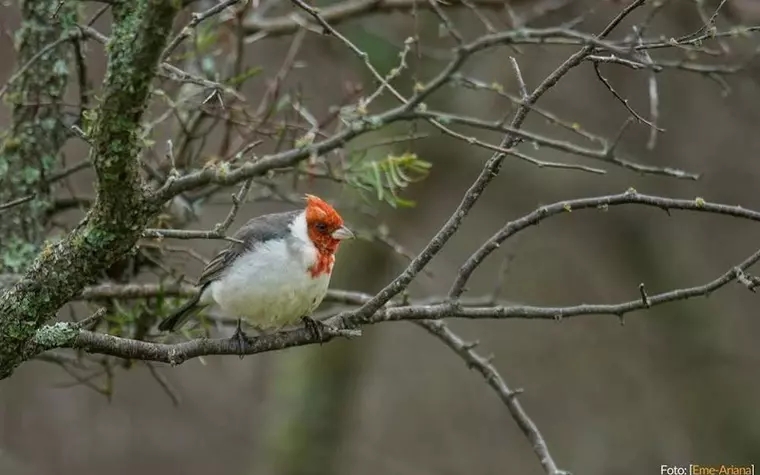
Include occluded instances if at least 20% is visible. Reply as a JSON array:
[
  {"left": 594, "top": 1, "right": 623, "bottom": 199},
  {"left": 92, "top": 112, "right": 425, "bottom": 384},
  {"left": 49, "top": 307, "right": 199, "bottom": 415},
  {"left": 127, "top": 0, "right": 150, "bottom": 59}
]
[{"left": 0, "top": 0, "right": 180, "bottom": 380}]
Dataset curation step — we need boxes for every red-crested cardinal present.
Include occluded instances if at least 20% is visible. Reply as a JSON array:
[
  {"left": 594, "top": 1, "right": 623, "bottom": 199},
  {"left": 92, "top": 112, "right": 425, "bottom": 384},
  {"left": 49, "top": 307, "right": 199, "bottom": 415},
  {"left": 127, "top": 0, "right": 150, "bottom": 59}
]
[{"left": 157, "top": 194, "right": 354, "bottom": 346}]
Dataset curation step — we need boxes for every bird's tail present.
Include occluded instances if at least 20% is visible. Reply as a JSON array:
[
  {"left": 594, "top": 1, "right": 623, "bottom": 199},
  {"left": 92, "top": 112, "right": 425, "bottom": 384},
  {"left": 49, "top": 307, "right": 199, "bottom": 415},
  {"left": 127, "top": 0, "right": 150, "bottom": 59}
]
[{"left": 158, "top": 292, "right": 206, "bottom": 332}]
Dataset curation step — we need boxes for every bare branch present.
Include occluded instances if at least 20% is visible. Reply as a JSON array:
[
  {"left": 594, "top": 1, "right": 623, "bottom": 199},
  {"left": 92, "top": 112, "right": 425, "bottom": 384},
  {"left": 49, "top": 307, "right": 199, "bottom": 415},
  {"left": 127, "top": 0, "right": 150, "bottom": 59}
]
[
  {"left": 348, "top": 0, "right": 649, "bottom": 322},
  {"left": 34, "top": 244, "right": 760, "bottom": 363},
  {"left": 161, "top": 0, "right": 243, "bottom": 61},
  {"left": 413, "top": 110, "right": 697, "bottom": 179},
  {"left": 0, "top": 195, "right": 35, "bottom": 212},
  {"left": 592, "top": 61, "right": 663, "bottom": 132},
  {"left": 143, "top": 178, "right": 252, "bottom": 242},
  {"left": 243, "top": 0, "right": 509, "bottom": 38},
  {"left": 449, "top": 190, "right": 760, "bottom": 298},
  {"left": 150, "top": 4, "right": 714, "bottom": 203},
  {"left": 417, "top": 320, "right": 568, "bottom": 475}
]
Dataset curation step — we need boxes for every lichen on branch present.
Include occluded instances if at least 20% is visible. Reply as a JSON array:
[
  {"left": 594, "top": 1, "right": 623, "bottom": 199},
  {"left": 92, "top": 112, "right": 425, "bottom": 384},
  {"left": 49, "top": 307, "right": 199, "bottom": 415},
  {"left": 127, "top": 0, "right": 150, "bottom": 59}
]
[
  {"left": 0, "top": 0, "right": 76, "bottom": 273},
  {"left": 0, "top": 0, "right": 180, "bottom": 380}
]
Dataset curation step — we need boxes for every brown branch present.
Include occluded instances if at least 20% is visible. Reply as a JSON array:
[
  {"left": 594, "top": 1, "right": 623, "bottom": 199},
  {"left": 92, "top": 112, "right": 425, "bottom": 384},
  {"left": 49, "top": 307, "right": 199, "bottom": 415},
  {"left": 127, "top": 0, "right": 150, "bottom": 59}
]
[
  {"left": 243, "top": 0, "right": 509, "bottom": 38},
  {"left": 153, "top": 18, "right": 671, "bottom": 203},
  {"left": 449, "top": 190, "right": 760, "bottom": 297},
  {"left": 14, "top": 191, "right": 749, "bottom": 306},
  {"left": 417, "top": 320, "right": 568, "bottom": 475},
  {"left": 412, "top": 110, "right": 697, "bottom": 179},
  {"left": 0, "top": 195, "right": 35, "bottom": 212},
  {"left": 161, "top": 0, "right": 243, "bottom": 61},
  {"left": 347, "top": 0, "right": 649, "bottom": 323},
  {"left": 36, "top": 244, "right": 760, "bottom": 363}
]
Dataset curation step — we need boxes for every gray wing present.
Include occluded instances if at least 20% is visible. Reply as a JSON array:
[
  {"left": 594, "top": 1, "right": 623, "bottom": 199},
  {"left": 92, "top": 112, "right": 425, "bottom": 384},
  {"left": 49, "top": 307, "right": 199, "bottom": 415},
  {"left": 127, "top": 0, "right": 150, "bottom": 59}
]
[{"left": 197, "top": 210, "right": 300, "bottom": 287}]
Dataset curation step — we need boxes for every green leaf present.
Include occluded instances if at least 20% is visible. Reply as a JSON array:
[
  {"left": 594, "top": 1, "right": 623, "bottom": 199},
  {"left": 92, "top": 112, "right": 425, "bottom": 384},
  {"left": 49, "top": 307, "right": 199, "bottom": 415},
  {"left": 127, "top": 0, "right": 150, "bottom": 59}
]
[{"left": 346, "top": 152, "right": 431, "bottom": 208}]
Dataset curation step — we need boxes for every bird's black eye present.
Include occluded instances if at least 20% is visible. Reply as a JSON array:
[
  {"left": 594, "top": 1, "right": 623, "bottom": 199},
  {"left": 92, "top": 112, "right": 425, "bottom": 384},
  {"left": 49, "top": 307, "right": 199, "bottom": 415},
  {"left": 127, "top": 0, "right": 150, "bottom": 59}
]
[{"left": 315, "top": 222, "right": 328, "bottom": 233}]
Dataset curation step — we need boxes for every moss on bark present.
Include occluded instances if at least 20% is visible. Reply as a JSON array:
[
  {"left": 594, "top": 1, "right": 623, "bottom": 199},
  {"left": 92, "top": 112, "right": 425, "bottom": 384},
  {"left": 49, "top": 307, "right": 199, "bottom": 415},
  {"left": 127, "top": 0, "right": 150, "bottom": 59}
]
[
  {"left": 0, "top": 0, "right": 76, "bottom": 273},
  {"left": 0, "top": 0, "right": 179, "bottom": 380}
]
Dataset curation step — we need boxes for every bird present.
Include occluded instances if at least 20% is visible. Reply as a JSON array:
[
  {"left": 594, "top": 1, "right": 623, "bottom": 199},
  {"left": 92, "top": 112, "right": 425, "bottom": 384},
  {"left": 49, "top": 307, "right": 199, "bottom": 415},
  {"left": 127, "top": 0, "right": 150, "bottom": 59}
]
[{"left": 157, "top": 194, "right": 355, "bottom": 350}]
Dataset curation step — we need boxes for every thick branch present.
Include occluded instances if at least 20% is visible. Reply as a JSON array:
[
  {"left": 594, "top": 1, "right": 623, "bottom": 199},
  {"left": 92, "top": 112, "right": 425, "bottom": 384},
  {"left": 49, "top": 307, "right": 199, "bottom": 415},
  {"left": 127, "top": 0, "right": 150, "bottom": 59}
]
[
  {"left": 0, "top": 0, "right": 180, "bottom": 380},
  {"left": 35, "top": 244, "right": 760, "bottom": 363}
]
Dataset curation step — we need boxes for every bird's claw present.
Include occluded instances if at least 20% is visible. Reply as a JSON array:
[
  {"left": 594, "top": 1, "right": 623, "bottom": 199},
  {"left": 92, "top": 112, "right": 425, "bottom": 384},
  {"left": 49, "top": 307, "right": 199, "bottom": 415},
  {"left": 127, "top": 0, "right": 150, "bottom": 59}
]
[
  {"left": 301, "top": 316, "right": 327, "bottom": 343},
  {"left": 230, "top": 318, "right": 249, "bottom": 359}
]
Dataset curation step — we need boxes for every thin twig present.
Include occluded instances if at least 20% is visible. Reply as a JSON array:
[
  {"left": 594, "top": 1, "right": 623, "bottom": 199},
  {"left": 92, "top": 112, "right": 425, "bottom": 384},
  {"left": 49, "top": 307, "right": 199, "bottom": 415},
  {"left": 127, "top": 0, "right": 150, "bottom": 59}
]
[
  {"left": 592, "top": 62, "right": 664, "bottom": 132},
  {"left": 417, "top": 320, "right": 568, "bottom": 475},
  {"left": 348, "top": 0, "right": 650, "bottom": 322},
  {"left": 143, "top": 179, "right": 252, "bottom": 242},
  {"left": 0, "top": 195, "right": 35, "bottom": 212},
  {"left": 161, "top": 0, "right": 243, "bottom": 61},
  {"left": 449, "top": 190, "right": 760, "bottom": 298}
]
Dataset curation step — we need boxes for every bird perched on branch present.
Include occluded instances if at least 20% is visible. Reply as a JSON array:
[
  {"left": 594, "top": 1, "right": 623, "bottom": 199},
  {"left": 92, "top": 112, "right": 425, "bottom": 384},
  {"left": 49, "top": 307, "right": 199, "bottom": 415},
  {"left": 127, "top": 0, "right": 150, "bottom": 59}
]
[{"left": 157, "top": 194, "right": 355, "bottom": 350}]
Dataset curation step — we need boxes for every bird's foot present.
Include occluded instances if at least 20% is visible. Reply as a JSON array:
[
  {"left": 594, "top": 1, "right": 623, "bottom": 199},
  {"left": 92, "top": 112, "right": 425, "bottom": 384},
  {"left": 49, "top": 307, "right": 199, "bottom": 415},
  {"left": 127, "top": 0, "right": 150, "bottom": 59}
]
[
  {"left": 301, "top": 316, "right": 328, "bottom": 343},
  {"left": 230, "top": 318, "right": 249, "bottom": 359}
]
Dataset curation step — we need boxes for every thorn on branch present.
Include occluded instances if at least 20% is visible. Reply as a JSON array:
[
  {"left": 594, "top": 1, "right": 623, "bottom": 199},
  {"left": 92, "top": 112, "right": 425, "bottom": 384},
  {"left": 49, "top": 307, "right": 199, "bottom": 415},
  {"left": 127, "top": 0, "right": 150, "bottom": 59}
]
[
  {"left": 639, "top": 283, "right": 651, "bottom": 307},
  {"left": 166, "top": 139, "right": 178, "bottom": 177},
  {"left": 632, "top": 25, "right": 660, "bottom": 150},
  {"left": 508, "top": 387, "right": 525, "bottom": 398}
]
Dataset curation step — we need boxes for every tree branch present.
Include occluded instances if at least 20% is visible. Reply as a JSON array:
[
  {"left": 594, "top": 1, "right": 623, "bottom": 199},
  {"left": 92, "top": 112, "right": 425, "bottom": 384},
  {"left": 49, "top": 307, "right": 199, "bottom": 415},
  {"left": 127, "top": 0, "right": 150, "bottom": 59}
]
[
  {"left": 5, "top": 190, "right": 752, "bottom": 305},
  {"left": 0, "top": 0, "right": 180, "bottom": 380},
  {"left": 346, "top": 0, "right": 648, "bottom": 323},
  {"left": 29, "top": 0, "right": 746, "bottom": 373},
  {"left": 449, "top": 190, "right": 760, "bottom": 298},
  {"left": 31, "top": 243, "right": 760, "bottom": 364},
  {"left": 416, "top": 320, "right": 568, "bottom": 475},
  {"left": 242, "top": 0, "right": 510, "bottom": 38},
  {"left": 30, "top": 184, "right": 760, "bottom": 367},
  {"left": 151, "top": 17, "right": 674, "bottom": 203}
]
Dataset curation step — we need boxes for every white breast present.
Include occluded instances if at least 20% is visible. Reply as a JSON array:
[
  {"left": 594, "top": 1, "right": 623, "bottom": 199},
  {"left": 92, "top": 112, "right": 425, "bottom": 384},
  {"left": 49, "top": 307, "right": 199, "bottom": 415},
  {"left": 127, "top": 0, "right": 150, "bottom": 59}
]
[{"left": 201, "top": 213, "right": 332, "bottom": 330}]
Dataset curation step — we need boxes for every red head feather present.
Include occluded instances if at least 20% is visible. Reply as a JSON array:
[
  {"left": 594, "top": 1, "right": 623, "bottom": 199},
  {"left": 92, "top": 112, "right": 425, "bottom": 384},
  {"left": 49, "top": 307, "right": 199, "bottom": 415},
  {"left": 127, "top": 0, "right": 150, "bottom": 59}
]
[{"left": 303, "top": 194, "right": 347, "bottom": 277}]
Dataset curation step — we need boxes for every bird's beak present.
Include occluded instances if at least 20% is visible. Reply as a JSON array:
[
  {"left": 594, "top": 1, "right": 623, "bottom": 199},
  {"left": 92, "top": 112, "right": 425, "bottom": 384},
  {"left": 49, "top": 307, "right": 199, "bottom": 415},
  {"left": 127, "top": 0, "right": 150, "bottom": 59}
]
[{"left": 331, "top": 226, "right": 355, "bottom": 240}]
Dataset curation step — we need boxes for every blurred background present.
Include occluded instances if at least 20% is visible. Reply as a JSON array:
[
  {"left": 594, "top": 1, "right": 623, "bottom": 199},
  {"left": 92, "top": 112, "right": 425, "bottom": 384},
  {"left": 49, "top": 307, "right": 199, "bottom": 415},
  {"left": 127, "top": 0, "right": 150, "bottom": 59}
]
[{"left": 2, "top": 0, "right": 760, "bottom": 474}]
